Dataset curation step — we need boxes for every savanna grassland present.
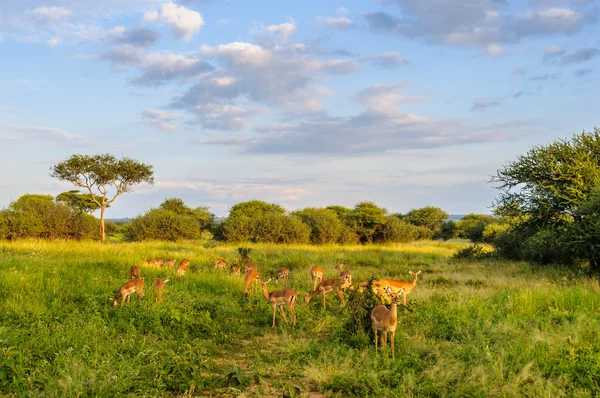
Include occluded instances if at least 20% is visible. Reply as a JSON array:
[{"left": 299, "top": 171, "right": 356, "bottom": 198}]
[{"left": 1, "top": 240, "right": 600, "bottom": 397}]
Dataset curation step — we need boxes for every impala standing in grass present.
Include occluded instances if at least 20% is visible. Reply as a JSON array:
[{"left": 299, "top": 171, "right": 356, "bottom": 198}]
[
  {"left": 380, "top": 270, "right": 421, "bottom": 307},
  {"left": 110, "top": 278, "right": 145, "bottom": 307},
  {"left": 371, "top": 287, "right": 404, "bottom": 358},
  {"left": 304, "top": 275, "right": 349, "bottom": 311},
  {"left": 153, "top": 277, "right": 168, "bottom": 303},
  {"left": 310, "top": 266, "right": 324, "bottom": 292},
  {"left": 177, "top": 259, "right": 190, "bottom": 276},
  {"left": 259, "top": 278, "right": 297, "bottom": 328},
  {"left": 244, "top": 262, "right": 260, "bottom": 296},
  {"left": 215, "top": 258, "right": 227, "bottom": 271}
]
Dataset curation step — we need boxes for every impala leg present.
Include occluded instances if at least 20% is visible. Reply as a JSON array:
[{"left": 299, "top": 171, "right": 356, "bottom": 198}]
[
  {"left": 373, "top": 326, "right": 378, "bottom": 354},
  {"left": 391, "top": 330, "right": 396, "bottom": 359},
  {"left": 288, "top": 305, "right": 296, "bottom": 326},
  {"left": 272, "top": 304, "right": 277, "bottom": 328},
  {"left": 336, "top": 287, "right": 345, "bottom": 307},
  {"left": 279, "top": 305, "right": 288, "bottom": 322},
  {"left": 322, "top": 291, "right": 327, "bottom": 311}
]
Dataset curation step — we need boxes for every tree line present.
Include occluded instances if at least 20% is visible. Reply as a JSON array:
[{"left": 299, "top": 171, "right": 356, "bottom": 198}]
[
  {"left": 0, "top": 194, "right": 485, "bottom": 245},
  {"left": 1, "top": 127, "right": 599, "bottom": 271}
]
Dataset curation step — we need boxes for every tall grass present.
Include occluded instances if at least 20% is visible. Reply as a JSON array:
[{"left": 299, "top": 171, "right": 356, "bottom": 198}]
[{"left": 1, "top": 239, "right": 599, "bottom": 396}]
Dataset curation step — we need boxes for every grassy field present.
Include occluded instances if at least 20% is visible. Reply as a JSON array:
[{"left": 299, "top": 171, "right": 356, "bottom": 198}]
[{"left": 1, "top": 240, "right": 600, "bottom": 397}]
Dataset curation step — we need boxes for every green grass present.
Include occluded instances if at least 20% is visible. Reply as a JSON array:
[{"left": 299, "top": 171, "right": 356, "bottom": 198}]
[{"left": 1, "top": 239, "right": 600, "bottom": 397}]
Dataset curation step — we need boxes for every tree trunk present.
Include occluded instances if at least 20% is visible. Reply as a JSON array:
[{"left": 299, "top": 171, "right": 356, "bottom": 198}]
[{"left": 100, "top": 206, "right": 106, "bottom": 244}]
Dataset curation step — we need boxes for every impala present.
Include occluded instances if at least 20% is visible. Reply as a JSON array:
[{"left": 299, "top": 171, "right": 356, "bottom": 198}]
[
  {"left": 243, "top": 261, "right": 260, "bottom": 296},
  {"left": 142, "top": 259, "right": 156, "bottom": 267},
  {"left": 335, "top": 262, "right": 352, "bottom": 290},
  {"left": 371, "top": 287, "right": 404, "bottom": 358},
  {"left": 177, "top": 258, "right": 190, "bottom": 276},
  {"left": 130, "top": 265, "right": 141, "bottom": 280},
  {"left": 215, "top": 257, "right": 227, "bottom": 271},
  {"left": 275, "top": 267, "right": 289, "bottom": 287},
  {"left": 259, "top": 278, "right": 297, "bottom": 328},
  {"left": 310, "top": 266, "right": 324, "bottom": 292},
  {"left": 152, "top": 277, "right": 169, "bottom": 303},
  {"left": 230, "top": 264, "right": 241, "bottom": 275},
  {"left": 164, "top": 258, "right": 176, "bottom": 268},
  {"left": 381, "top": 270, "right": 422, "bottom": 307},
  {"left": 304, "top": 276, "right": 348, "bottom": 311},
  {"left": 152, "top": 258, "right": 165, "bottom": 267},
  {"left": 110, "top": 278, "right": 145, "bottom": 307}
]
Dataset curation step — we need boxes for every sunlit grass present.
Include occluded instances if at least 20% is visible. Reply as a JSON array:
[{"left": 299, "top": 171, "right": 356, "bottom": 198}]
[{"left": 1, "top": 239, "right": 599, "bottom": 396}]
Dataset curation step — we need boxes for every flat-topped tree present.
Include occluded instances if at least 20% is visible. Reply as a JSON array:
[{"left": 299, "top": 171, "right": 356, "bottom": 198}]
[{"left": 51, "top": 154, "right": 154, "bottom": 243}]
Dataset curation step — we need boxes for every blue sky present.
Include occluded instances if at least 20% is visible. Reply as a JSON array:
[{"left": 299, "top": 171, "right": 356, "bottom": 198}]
[{"left": 0, "top": 0, "right": 598, "bottom": 218}]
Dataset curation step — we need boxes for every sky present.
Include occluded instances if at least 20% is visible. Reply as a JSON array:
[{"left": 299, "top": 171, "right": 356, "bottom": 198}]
[{"left": 0, "top": 0, "right": 598, "bottom": 218}]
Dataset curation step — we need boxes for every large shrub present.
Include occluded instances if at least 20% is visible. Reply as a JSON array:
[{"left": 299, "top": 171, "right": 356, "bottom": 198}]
[
  {"left": 223, "top": 200, "right": 286, "bottom": 242},
  {"left": 126, "top": 208, "right": 202, "bottom": 241},
  {"left": 457, "top": 214, "right": 497, "bottom": 242},
  {"left": 0, "top": 194, "right": 99, "bottom": 240},
  {"left": 405, "top": 206, "right": 448, "bottom": 230},
  {"left": 377, "top": 216, "right": 421, "bottom": 243},
  {"left": 293, "top": 207, "right": 343, "bottom": 244},
  {"left": 253, "top": 213, "right": 310, "bottom": 244},
  {"left": 348, "top": 201, "right": 388, "bottom": 244}
]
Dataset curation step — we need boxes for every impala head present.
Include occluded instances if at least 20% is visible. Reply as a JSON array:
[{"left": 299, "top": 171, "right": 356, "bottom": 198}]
[
  {"left": 304, "top": 293, "right": 311, "bottom": 303},
  {"left": 384, "top": 286, "right": 404, "bottom": 303},
  {"left": 409, "top": 270, "right": 422, "bottom": 276},
  {"left": 335, "top": 262, "right": 346, "bottom": 271}
]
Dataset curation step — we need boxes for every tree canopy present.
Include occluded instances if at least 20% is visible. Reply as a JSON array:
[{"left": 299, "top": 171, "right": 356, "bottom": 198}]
[
  {"left": 492, "top": 128, "right": 600, "bottom": 271},
  {"left": 404, "top": 206, "right": 449, "bottom": 230},
  {"left": 56, "top": 190, "right": 105, "bottom": 214},
  {"left": 51, "top": 154, "right": 154, "bottom": 243}
]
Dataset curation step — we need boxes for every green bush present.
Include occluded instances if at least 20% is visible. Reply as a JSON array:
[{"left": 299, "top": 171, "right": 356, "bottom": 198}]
[
  {"left": 126, "top": 209, "right": 202, "bottom": 241},
  {"left": 293, "top": 207, "right": 343, "bottom": 244},
  {"left": 253, "top": 213, "right": 310, "bottom": 244},
  {"left": 377, "top": 216, "right": 420, "bottom": 243},
  {"left": 457, "top": 214, "right": 497, "bottom": 242},
  {"left": 0, "top": 194, "right": 99, "bottom": 241},
  {"left": 437, "top": 220, "right": 459, "bottom": 240}
]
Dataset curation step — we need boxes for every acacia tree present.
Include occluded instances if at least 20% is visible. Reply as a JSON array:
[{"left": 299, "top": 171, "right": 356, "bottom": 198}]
[
  {"left": 51, "top": 154, "right": 154, "bottom": 243},
  {"left": 491, "top": 128, "right": 600, "bottom": 270}
]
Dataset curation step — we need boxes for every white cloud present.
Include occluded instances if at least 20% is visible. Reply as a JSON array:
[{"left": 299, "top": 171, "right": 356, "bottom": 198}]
[
  {"left": 47, "top": 36, "right": 61, "bottom": 47},
  {"left": 174, "top": 42, "right": 357, "bottom": 122},
  {"left": 27, "top": 6, "right": 72, "bottom": 22},
  {"left": 101, "top": 46, "right": 214, "bottom": 86},
  {"left": 143, "top": 2, "right": 204, "bottom": 41},
  {"left": 142, "top": 109, "right": 179, "bottom": 121},
  {"left": 199, "top": 42, "right": 272, "bottom": 67},
  {"left": 265, "top": 21, "right": 296, "bottom": 41},
  {"left": 316, "top": 16, "right": 353, "bottom": 29},
  {"left": 141, "top": 108, "right": 180, "bottom": 132},
  {"left": 485, "top": 43, "right": 503, "bottom": 55},
  {"left": 337, "top": 7, "right": 349, "bottom": 16},
  {"left": 0, "top": 122, "right": 92, "bottom": 147}
]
